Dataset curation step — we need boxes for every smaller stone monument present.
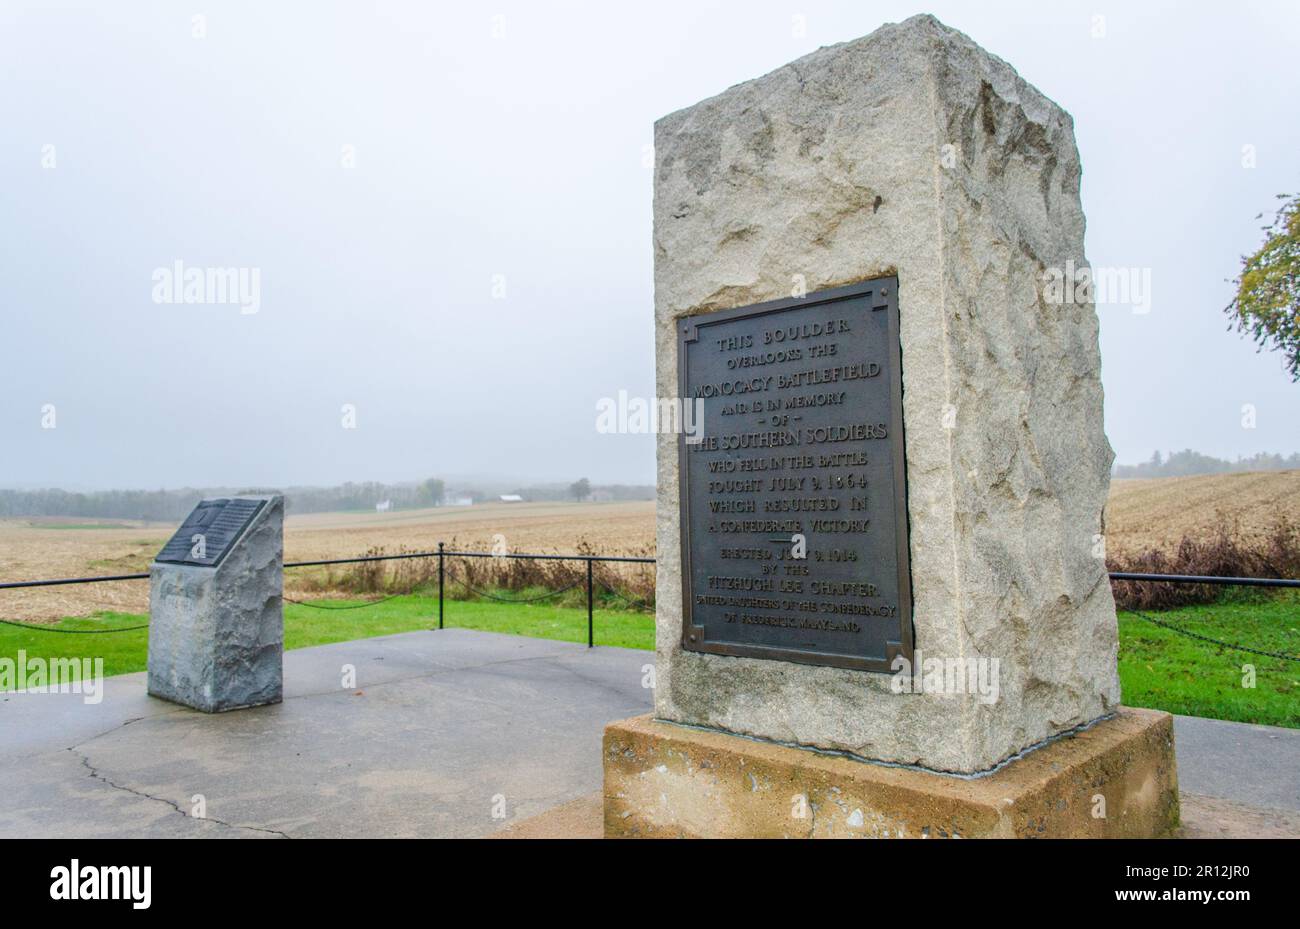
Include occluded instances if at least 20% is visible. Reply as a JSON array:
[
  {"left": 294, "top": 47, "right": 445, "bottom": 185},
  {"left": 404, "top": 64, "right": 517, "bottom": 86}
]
[{"left": 147, "top": 494, "right": 284, "bottom": 712}]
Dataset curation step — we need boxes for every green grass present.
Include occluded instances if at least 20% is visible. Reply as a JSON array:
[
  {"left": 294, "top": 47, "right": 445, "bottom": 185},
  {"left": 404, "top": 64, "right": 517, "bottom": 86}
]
[
  {"left": 3, "top": 595, "right": 1294, "bottom": 729},
  {"left": 0, "top": 612, "right": 152, "bottom": 679},
  {"left": 285, "top": 595, "right": 654, "bottom": 651},
  {"left": 1117, "top": 597, "right": 1298, "bottom": 728},
  {"left": 0, "top": 595, "right": 654, "bottom": 682}
]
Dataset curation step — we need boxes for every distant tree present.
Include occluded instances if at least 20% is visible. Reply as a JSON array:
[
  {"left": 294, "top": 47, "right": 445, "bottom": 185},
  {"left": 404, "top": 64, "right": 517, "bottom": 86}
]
[
  {"left": 1226, "top": 193, "right": 1300, "bottom": 381},
  {"left": 421, "top": 478, "right": 445, "bottom": 507},
  {"left": 1113, "top": 448, "right": 1300, "bottom": 479},
  {"left": 1162, "top": 449, "right": 1228, "bottom": 477},
  {"left": 0, "top": 477, "right": 656, "bottom": 518}
]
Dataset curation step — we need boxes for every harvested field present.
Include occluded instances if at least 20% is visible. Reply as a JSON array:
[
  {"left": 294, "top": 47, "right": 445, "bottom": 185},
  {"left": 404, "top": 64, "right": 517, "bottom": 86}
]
[
  {"left": 3, "top": 471, "right": 1298, "bottom": 622},
  {"left": 0, "top": 501, "right": 655, "bottom": 622},
  {"left": 1106, "top": 471, "right": 1300, "bottom": 556}
]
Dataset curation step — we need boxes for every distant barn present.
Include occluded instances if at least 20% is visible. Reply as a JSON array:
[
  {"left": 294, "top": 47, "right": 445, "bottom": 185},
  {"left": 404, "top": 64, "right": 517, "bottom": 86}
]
[{"left": 499, "top": 494, "right": 524, "bottom": 503}]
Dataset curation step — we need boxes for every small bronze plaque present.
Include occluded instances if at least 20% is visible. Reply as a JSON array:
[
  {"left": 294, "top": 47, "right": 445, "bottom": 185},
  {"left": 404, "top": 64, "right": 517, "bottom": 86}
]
[
  {"left": 677, "top": 278, "right": 913, "bottom": 672},
  {"left": 155, "top": 498, "right": 267, "bottom": 568}
]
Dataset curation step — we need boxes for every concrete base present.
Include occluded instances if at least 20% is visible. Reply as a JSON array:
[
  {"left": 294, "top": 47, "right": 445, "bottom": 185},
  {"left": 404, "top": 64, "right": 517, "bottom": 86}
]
[{"left": 603, "top": 707, "right": 1179, "bottom": 838}]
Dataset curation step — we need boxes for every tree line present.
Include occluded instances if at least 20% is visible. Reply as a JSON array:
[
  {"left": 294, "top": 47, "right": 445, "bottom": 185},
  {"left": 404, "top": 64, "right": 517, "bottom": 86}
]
[
  {"left": 1114, "top": 450, "right": 1300, "bottom": 479},
  {"left": 0, "top": 477, "right": 654, "bottom": 521},
  {"left": 0, "top": 480, "right": 449, "bottom": 521}
]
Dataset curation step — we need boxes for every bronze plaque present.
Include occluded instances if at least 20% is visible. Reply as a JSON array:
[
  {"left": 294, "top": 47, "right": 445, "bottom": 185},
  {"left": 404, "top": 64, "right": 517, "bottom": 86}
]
[
  {"left": 677, "top": 278, "right": 912, "bottom": 672},
  {"left": 156, "top": 498, "right": 266, "bottom": 568}
]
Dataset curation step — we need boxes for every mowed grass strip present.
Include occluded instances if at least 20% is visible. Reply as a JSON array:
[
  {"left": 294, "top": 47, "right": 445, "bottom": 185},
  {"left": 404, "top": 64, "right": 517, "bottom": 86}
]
[
  {"left": 0, "top": 612, "right": 151, "bottom": 680},
  {"left": 2, "top": 597, "right": 1294, "bottom": 729},
  {"left": 1116, "top": 596, "right": 1298, "bottom": 728},
  {"left": 0, "top": 596, "right": 654, "bottom": 682}
]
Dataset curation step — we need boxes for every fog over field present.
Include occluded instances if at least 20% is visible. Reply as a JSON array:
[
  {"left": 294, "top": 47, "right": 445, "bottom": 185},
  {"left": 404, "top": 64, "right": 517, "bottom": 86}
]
[{"left": 2, "top": 0, "right": 1297, "bottom": 492}]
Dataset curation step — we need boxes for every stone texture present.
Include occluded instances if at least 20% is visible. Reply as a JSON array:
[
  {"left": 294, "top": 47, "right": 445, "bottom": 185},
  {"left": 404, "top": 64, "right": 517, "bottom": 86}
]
[
  {"left": 605, "top": 710, "right": 1178, "bottom": 838},
  {"left": 654, "top": 14, "right": 1120, "bottom": 773},
  {"left": 147, "top": 495, "right": 284, "bottom": 712}
]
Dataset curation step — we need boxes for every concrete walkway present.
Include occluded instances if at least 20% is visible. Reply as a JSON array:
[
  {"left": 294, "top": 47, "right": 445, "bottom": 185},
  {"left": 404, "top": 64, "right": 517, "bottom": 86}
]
[
  {"left": 1174, "top": 714, "right": 1299, "bottom": 812},
  {"left": 0, "top": 629, "right": 1295, "bottom": 837},
  {"left": 0, "top": 630, "right": 651, "bottom": 838}
]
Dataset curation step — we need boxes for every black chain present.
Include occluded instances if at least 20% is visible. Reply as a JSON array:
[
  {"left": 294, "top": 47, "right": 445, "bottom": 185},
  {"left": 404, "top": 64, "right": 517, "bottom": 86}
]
[
  {"left": 599, "top": 585, "right": 655, "bottom": 613},
  {"left": 284, "top": 594, "right": 405, "bottom": 610},
  {"left": 1131, "top": 609, "right": 1298, "bottom": 662},
  {"left": 450, "top": 576, "right": 582, "bottom": 603},
  {"left": 0, "top": 617, "right": 148, "bottom": 634}
]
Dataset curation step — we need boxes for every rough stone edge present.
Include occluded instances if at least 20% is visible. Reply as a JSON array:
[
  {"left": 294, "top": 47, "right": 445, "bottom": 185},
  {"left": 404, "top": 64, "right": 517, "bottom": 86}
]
[
  {"left": 209, "top": 494, "right": 284, "bottom": 712},
  {"left": 650, "top": 12, "right": 1118, "bottom": 773},
  {"left": 146, "top": 494, "right": 284, "bottom": 713}
]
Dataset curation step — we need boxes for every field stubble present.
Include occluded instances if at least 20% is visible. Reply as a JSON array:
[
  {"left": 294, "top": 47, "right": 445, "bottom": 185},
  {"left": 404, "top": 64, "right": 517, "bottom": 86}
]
[
  {"left": 3, "top": 472, "right": 1299, "bottom": 621},
  {"left": 0, "top": 501, "right": 656, "bottom": 622}
]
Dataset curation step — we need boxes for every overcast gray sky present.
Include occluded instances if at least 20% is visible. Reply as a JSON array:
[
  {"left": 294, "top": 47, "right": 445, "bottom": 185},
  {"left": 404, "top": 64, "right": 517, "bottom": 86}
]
[{"left": 2, "top": 0, "right": 1297, "bottom": 491}]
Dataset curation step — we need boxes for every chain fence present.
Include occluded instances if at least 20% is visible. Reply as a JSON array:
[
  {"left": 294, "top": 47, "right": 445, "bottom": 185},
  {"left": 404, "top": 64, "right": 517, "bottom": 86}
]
[{"left": 1, "top": 550, "right": 1296, "bottom": 658}]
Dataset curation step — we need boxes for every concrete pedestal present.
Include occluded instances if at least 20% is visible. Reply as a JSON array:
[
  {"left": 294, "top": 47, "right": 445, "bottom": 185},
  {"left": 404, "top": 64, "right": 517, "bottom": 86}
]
[{"left": 604, "top": 708, "right": 1179, "bottom": 838}]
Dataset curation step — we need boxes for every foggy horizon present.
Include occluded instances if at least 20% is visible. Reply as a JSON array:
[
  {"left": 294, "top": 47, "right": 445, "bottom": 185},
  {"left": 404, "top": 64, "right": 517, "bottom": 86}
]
[{"left": 3, "top": 1, "right": 1298, "bottom": 493}]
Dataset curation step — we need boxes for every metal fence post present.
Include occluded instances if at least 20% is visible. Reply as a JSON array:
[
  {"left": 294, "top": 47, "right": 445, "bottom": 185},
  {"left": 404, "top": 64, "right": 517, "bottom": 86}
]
[
  {"left": 587, "top": 558, "right": 594, "bottom": 648},
  {"left": 438, "top": 542, "right": 444, "bottom": 630}
]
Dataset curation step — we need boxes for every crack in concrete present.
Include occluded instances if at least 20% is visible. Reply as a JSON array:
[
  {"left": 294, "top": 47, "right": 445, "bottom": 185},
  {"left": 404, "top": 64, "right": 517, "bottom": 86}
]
[
  {"left": 71, "top": 747, "right": 291, "bottom": 839},
  {"left": 3, "top": 706, "right": 187, "bottom": 767},
  {"left": 29, "top": 636, "right": 635, "bottom": 839},
  {"left": 53, "top": 647, "right": 593, "bottom": 840}
]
